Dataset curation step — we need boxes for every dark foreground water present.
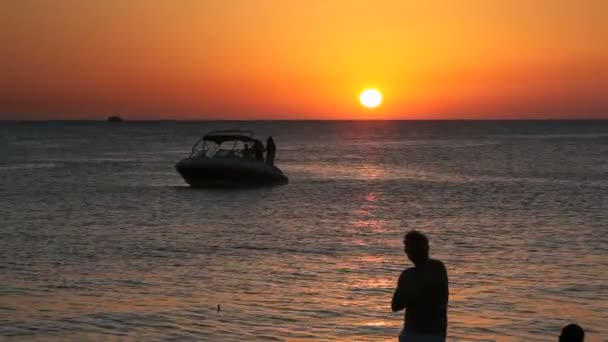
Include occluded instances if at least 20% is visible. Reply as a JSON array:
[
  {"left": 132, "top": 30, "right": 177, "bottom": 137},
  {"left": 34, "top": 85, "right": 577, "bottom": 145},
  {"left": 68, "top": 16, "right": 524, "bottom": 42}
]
[{"left": 1, "top": 121, "right": 607, "bottom": 341}]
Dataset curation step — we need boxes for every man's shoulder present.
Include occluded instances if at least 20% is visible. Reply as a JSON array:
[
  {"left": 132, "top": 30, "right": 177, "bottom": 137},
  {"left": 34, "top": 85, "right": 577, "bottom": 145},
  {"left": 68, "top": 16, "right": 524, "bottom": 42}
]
[
  {"left": 398, "top": 266, "right": 416, "bottom": 283},
  {"left": 428, "top": 259, "right": 448, "bottom": 280},
  {"left": 399, "top": 267, "right": 410, "bottom": 277},
  {"left": 429, "top": 259, "right": 446, "bottom": 268}
]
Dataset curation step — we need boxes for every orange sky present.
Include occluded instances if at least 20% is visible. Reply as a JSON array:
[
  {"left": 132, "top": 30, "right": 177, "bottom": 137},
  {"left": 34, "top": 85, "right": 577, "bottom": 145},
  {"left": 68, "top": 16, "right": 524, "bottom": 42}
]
[{"left": 2, "top": 0, "right": 607, "bottom": 120}]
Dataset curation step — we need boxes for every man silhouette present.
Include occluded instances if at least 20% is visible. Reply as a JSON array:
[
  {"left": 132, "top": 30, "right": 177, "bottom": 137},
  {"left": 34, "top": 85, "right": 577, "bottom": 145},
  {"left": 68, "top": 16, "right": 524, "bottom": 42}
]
[
  {"left": 253, "top": 140, "right": 264, "bottom": 161},
  {"left": 266, "top": 136, "right": 276, "bottom": 165},
  {"left": 392, "top": 230, "right": 448, "bottom": 341},
  {"left": 242, "top": 143, "right": 253, "bottom": 159}
]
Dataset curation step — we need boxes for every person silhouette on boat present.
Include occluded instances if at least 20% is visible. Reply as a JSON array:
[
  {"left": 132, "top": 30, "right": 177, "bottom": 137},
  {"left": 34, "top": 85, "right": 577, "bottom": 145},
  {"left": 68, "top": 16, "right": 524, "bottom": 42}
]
[
  {"left": 266, "top": 136, "right": 276, "bottom": 166},
  {"left": 392, "top": 230, "right": 449, "bottom": 342},
  {"left": 242, "top": 143, "right": 253, "bottom": 159},
  {"left": 253, "top": 140, "right": 264, "bottom": 161}
]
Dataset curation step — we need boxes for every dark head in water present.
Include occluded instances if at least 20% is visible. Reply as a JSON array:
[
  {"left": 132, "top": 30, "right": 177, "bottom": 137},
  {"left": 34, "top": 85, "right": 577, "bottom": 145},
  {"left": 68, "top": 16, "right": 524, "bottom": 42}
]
[
  {"left": 404, "top": 230, "right": 430, "bottom": 266},
  {"left": 560, "top": 324, "right": 584, "bottom": 342}
]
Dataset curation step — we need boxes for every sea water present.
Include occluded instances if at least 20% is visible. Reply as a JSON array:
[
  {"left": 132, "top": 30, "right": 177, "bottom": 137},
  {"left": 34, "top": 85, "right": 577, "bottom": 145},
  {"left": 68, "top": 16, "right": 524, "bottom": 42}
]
[{"left": 1, "top": 121, "right": 607, "bottom": 341}]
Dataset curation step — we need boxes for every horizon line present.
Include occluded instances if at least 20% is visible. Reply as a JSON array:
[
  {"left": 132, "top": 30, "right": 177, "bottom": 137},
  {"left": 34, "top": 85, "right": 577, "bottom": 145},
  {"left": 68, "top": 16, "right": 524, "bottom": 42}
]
[{"left": 1, "top": 118, "right": 608, "bottom": 122}]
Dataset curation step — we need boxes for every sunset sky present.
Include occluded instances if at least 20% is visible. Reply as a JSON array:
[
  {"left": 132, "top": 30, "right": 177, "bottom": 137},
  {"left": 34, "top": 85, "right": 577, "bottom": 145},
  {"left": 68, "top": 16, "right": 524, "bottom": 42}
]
[{"left": 2, "top": 0, "right": 607, "bottom": 120}]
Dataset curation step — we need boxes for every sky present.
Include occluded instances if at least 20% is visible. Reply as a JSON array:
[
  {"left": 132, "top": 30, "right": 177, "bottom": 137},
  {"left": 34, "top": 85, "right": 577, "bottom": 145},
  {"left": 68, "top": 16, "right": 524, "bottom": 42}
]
[{"left": 1, "top": 0, "right": 607, "bottom": 120}]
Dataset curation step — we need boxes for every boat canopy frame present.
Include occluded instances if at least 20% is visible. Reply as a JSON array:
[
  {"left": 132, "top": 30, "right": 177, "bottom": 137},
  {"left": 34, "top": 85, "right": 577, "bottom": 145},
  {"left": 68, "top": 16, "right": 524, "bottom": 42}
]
[{"left": 189, "top": 130, "right": 262, "bottom": 158}]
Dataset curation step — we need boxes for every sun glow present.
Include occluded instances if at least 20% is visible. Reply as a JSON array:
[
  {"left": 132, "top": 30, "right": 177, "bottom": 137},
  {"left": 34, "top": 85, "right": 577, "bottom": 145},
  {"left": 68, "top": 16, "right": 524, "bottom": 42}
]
[{"left": 360, "top": 89, "right": 383, "bottom": 108}]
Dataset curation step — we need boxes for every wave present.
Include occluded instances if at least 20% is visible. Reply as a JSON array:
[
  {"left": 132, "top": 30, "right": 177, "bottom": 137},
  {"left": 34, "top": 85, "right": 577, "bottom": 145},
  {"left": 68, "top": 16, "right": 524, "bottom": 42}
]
[{"left": 0, "top": 163, "right": 57, "bottom": 171}]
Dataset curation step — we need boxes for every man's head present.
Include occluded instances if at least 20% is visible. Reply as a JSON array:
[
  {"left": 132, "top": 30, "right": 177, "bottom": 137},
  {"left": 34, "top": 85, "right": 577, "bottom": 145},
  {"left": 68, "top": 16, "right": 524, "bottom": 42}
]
[
  {"left": 559, "top": 324, "right": 584, "bottom": 342},
  {"left": 404, "top": 230, "right": 430, "bottom": 265}
]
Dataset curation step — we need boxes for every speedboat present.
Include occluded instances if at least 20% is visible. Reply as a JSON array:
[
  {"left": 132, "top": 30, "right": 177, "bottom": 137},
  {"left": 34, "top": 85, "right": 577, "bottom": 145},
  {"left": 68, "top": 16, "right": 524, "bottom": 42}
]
[{"left": 175, "top": 130, "right": 289, "bottom": 187}]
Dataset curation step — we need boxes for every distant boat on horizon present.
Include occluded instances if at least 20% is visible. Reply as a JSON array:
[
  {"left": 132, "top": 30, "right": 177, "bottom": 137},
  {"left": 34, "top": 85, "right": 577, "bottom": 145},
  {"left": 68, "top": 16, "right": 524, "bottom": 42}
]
[{"left": 107, "top": 116, "right": 123, "bottom": 122}]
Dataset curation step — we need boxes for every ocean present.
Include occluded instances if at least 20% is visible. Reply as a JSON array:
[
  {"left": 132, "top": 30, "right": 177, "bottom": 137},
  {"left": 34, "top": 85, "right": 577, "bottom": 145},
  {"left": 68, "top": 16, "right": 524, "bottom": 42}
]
[{"left": 1, "top": 121, "right": 607, "bottom": 341}]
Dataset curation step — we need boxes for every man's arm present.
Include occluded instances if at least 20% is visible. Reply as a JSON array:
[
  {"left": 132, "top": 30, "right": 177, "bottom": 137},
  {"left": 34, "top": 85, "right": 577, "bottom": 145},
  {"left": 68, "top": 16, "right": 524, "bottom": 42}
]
[
  {"left": 391, "top": 285, "right": 406, "bottom": 312},
  {"left": 391, "top": 271, "right": 425, "bottom": 312}
]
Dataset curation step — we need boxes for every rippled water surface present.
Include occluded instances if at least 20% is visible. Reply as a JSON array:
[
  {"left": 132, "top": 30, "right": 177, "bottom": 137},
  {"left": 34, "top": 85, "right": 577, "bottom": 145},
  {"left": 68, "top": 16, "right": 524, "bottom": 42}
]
[{"left": 1, "top": 121, "right": 607, "bottom": 341}]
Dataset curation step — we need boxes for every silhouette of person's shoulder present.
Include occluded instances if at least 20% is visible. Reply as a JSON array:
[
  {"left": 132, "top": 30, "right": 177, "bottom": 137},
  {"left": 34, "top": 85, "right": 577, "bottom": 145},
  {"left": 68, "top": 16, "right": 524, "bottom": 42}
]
[
  {"left": 398, "top": 259, "right": 446, "bottom": 285},
  {"left": 398, "top": 267, "right": 412, "bottom": 284},
  {"left": 428, "top": 259, "right": 447, "bottom": 271},
  {"left": 427, "top": 259, "right": 447, "bottom": 280}
]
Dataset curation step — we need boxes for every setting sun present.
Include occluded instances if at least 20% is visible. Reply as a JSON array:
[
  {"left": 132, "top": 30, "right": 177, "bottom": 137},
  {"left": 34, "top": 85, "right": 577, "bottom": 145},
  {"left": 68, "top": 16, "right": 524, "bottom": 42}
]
[{"left": 360, "top": 89, "right": 383, "bottom": 109}]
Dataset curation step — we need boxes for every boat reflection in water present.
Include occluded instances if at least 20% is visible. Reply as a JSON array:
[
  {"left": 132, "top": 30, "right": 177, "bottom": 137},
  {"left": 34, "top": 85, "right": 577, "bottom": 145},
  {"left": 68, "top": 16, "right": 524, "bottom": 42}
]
[{"left": 175, "top": 130, "right": 289, "bottom": 187}]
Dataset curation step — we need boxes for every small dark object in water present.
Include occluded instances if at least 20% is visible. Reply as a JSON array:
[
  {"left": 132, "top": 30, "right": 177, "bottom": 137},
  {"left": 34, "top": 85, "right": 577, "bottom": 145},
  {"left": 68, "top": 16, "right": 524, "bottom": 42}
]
[
  {"left": 217, "top": 304, "right": 221, "bottom": 312},
  {"left": 560, "top": 324, "right": 584, "bottom": 342},
  {"left": 107, "top": 116, "right": 123, "bottom": 122}
]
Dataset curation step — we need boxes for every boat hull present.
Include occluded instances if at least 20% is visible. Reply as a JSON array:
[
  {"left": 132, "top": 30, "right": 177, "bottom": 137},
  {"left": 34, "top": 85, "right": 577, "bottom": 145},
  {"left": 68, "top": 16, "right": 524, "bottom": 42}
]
[{"left": 176, "top": 157, "right": 288, "bottom": 187}]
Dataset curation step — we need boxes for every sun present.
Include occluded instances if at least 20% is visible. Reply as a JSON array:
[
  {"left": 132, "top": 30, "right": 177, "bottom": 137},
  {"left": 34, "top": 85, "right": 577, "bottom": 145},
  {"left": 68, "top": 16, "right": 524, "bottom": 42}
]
[{"left": 360, "top": 89, "right": 383, "bottom": 108}]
